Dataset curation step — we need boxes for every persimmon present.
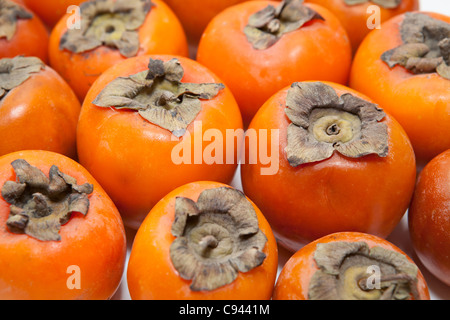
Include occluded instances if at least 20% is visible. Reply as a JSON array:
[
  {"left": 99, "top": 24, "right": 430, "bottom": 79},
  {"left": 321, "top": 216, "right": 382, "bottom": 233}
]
[
  {"left": 273, "top": 232, "right": 430, "bottom": 300},
  {"left": 77, "top": 54, "right": 243, "bottom": 229},
  {"left": 196, "top": 0, "right": 352, "bottom": 127},
  {"left": 304, "top": 0, "right": 419, "bottom": 54},
  {"left": 49, "top": 0, "right": 189, "bottom": 101},
  {"left": 22, "top": 0, "right": 84, "bottom": 28},
  {"left": 127, "top": 181, "right": 278, "bottom": 300},
  {"left": 0, "top": 56, "right": 81, "bottom": 159},
  {"left": 350, "top": 12, "right": 450, "bottom": 169},
  {"left": 240, "top": 81, "right": 416, "bottom": 252},
  {"left": 0, "top": 0, "right": 49, "bottom": 62},
  {"left": 409, "top": 149, "right": 450, "bottom": 286},
  {"left": 0, "top": 150, "right": 127, "bottom": 300}
]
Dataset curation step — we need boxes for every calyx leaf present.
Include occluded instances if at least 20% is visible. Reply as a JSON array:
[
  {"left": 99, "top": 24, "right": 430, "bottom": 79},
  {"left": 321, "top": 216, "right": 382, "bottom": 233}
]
[
  {"left": 170, "top": 187, "right": 267, "bottom": 291},
  {"left": 244, "top": 0, "right": 324, "bottom": 50},
  {"left": 93, "top": 58, "right": 225, "bottom": 137},
  {"left": 381, "top": 13, "right": 450, "bottom": 80},
  {"left": 0, "top": 0, "right": 32, "bottom": 41},
  {"left": 285, "top": 82, "right": 389, "bottom": 167},
  {"left": 1, "top": 159, "right": 93, "bottom": 241},
  {"left": 344, "top": 0, "right": 401, "bottom": 9},
  {"left": 59, "top": 0, "right": 153, "bottom": 57}
]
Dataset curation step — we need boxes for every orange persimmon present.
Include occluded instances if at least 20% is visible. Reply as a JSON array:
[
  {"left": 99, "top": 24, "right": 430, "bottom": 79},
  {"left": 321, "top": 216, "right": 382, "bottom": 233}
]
[
  {"left": 0, "top": 56, "right": 81, "bottom": 159},
  {"left": 241, "top": 81, "right": 416, "bottom": 252},
  {"left": 197, "top": 0, "right": 352, "bottom": 127},
  {"left": 22, "top": 0, "right": 84, "bottom": 28},
  {"left": 49, "top": 0, "right": 189, "bottom": 101},
  {"left": 350, "top": 12, "right": 450, "bottom": 169},
  {"left": 127, "top": 181, "right": 278, "bottom": 300},
  {"left": 77, "top": 54, "right": 243, "bottom": 229},
  {"left": 304, "top": 0, "right": 419, "bottom": 53},
  {"left": 409, "top": 149, "right": 450, "bottom": 287},
  {"left": 273, "top": 232, "right": 430, "bottom": 300},
  {"left": 0, "top": 0, "right": 49, "bottom": 62},
  {"left": 0, "top": 150, "right": 127, "bottom": 300}
]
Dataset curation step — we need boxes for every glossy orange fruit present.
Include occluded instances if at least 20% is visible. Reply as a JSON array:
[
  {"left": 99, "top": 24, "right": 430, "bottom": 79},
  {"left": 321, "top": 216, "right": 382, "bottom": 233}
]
[
  {"left": 127, "top": 181, "right": 278, "bottom": 300},
  {"left": 273, "top": 232, "right": 430, "bottom": 300},
  {"left": 0, "top": 150, "right": 127, "bottom": 300}
]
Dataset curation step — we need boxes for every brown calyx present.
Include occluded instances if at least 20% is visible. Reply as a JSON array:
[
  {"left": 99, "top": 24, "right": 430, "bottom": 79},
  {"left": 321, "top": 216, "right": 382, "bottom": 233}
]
[
  {"left": 93, "top": 58, "right": 225, "bottom": 137},
  {"left": 344, "top": 0, "right": 401, "bottom": 9},
  {"left": 309, "top": 241, "right": 420, "bottom": 300},
  {"left": 0, "top": 56, "right": 44, "bottom": 101},
  {"left": 381, "top": 13, "right": 450, "bottom": 80},
  {"left": 59, "top": 0, "right": 153, "bottom": 57},
  {"left": 243, "top": 0, "right": 324, "bottom": 50},
  {"left": 0, "top": 0, "right": 32, "bottom": 41},
  {"left": 1, "top": 159, "right": 93, "bottom": 241},
  {"left": 284, "top": 82, "right": 389, "bottom": 167},
  {"left": 169, "top": 187, "right": 267, "bottom": 291}
]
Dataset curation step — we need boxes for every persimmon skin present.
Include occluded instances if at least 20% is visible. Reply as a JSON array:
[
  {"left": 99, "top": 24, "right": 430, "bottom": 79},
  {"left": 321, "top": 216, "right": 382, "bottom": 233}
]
[
  {"left": 0, "top": 150, "right": 127, "bottom": 300},
  {"left": 48, "top": 0, "right": 189, "bottom": 101},
  {"left": 304, "top": 0, "right": 419, "bottom": 54},
  {"left": 350, "top": 12, "right": 450, "bottom": 170},
  {"left": 23, "top": 0, "right": 84, "bottom": 28},
  {"left": 409, "top": 149, "right": 450, "bottom": 286},
  {"left": 77, "top": 54, "right": 243, "bottom": 229},
  {"left": 127, "top": 181, "right": 278, "bottom": 300},
  {"left": 273, "top": 232, "right": 430, "bottom": 300},
  {"left": 0, "top": 64, "right": 81, "bottom": 159},
  {"left": 241, "top": 81, "right": 416, "bottom": 252},
  {"left": 0, "top": 2, "right": 49, "bottom": 62},
  {"left": 197, "top": 1, "right": 352, "bottom": 127}
]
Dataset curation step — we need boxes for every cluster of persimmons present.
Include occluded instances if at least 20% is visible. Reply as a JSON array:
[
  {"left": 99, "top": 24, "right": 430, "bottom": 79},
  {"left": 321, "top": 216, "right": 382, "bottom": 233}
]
[{"left": 0, "top": 0, "right": 448, "bottom": 300}]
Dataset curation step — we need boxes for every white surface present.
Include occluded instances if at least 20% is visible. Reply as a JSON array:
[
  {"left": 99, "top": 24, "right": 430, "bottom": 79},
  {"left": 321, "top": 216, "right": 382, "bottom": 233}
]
[{"left": 112, "top": 0, "right": 450, "bottom": 300}]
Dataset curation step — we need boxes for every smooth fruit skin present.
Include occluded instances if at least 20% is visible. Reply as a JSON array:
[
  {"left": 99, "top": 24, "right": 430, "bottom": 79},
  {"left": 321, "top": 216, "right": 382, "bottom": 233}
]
[
  {"left": 241, "top": 82, "right": 416, "bottom": 252},
  {"left": 0, "top": 150, "right": 127, "bottom": 300},
  {"left": 197, "top": 1, "right": 352, "bottom": 127},
  {"left": 127, "top": 181, "right": 278, "bottom": 300},
  {"left": 77, "top": 54, "right": 243, "bottom": 229},
  {"left": 23, "top": 0, "right": 85, "bottom": 28},
  {"left": 409, "top": 149, "right": 450, "bottom": 286},
  {"left": 350, "top": 12, "right": 450, "bottom": 170},
  {"left": 304, "top": 0, "right": 419, "bottom": 54},
  {"left": 273, "top": 232, "right": 430, "bottom": 300},
  {"left": 0, "top": 64, "right": 81, "bottom": 159},
  {"left": 48, "top": 0, "right": 189, "bottom": 101},
  {"left": 0, "top": 2, "right": 49, "bottom": 63}
]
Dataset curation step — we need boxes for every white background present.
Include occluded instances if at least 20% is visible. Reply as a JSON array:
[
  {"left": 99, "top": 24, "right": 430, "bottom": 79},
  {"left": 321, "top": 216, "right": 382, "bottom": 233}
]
[{"left": 112, "top": 0, "right": 450, "bottom": 300}]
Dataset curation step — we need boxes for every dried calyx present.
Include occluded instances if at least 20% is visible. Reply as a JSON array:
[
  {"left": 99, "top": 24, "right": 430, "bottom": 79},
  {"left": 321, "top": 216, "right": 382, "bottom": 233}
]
[
  {"left": 309, "top": 241, "right": 420, "bottom": 300},
  {"left": 284, "top": 82, "right": 389, "bottom": 167},
  {"left": 343, "top": 0, "right": 401, "bottom": 9},
  {"left": 170, "top": 187, "right": 267, "bottom": 291},
  {"left": 59, "top": 0, "right": 153, "bottom": 57},
  {"left": 1, "top": 159, "right": 93, "bottom": 241},
  {"left": 244, "top": 0, "right": 324, "bottom": 50},
  {"left": 0, "top": 0, "right": 32, "bottom": 41},
  {"left": 0, "top": 56, "right": 44, "bottom": 101},
  {"left": 381, "top": 13, "right": 450, "bottom": 80},
  {"left": 93, "top": 58, "right": 224, "bottom": 137}
]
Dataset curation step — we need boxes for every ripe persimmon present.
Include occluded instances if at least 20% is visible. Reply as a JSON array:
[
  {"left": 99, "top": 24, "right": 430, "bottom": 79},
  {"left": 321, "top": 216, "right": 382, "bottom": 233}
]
[
  {"left": 22, "top": 0, "right": 84, "bottom": 28},
  {"left": 197, "top": 0, "right": 352, "bottom": 126},
  {"left": 409, "top": 149, "right": 450, "bottom": 286},
  {"left": 350, "top": 12, "right": 450, "bottom": 169},
  {"left": 127, "top": 181, "right": 278, "bottom": 300},
  {"left": 49, "top": 0, "right": 189, "bottom": 101},
  {"left": 0, "top": 150, "right": 127, "bottom": 300},
  {"left": 0, "top": 0, "right": 49, "bottom": 62},
  {"left": 241, "top": 81, "right": 416, "bottom": 252},
  {"left": 304, "top": 0, "right": 419, "bottom": 54},
  {"left": 0, "top": 56, "right": 81, "bottom": 159},
  {"left": 77, "top": 54, "right": 243, "bottom": 229},
  {"left": 273, "top": 232, "right": 430, "bottom": 300}
]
